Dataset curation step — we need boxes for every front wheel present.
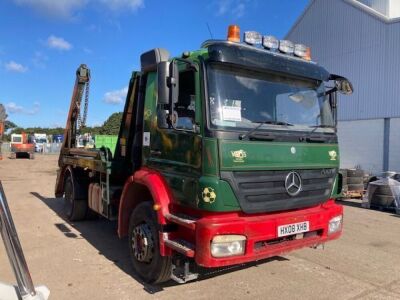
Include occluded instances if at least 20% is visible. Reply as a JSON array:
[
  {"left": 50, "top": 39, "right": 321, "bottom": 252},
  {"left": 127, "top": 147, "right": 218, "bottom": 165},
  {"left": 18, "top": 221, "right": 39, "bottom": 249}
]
[{"left": 128, "top": 202, "right": 172, "bottom": 283}]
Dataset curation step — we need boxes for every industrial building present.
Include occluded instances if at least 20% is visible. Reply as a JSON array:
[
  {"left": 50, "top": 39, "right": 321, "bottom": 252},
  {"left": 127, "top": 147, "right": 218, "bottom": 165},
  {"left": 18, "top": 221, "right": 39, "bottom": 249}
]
[{"left": 286, "top": 0, "right": 400, "bottom": 175}]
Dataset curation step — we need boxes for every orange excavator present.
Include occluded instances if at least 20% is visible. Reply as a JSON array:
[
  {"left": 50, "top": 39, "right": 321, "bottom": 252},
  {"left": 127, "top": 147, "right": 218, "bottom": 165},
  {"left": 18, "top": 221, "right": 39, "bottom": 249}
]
[{"left": 10, "top": 133, "right": 35, "bottom": 159}]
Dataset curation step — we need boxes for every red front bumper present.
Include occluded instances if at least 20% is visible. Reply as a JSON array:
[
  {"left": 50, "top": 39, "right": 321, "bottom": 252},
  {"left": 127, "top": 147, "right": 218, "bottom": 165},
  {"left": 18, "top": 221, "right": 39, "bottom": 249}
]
[{"left": 194, "top": 200, "right": 343, "bottom": 267}]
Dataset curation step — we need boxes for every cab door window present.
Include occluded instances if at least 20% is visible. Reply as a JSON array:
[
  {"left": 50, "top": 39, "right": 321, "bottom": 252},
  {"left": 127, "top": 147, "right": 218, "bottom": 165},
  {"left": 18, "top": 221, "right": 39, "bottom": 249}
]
[{"left": 174, "top": 70, "right": 196, "bottom": 131}]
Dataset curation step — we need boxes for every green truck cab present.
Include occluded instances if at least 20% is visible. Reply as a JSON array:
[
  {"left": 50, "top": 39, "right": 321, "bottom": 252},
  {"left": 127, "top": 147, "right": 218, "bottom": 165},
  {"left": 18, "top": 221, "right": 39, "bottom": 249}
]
[{"left": 55, "top": 26, "right": 353, "bottom": 284}]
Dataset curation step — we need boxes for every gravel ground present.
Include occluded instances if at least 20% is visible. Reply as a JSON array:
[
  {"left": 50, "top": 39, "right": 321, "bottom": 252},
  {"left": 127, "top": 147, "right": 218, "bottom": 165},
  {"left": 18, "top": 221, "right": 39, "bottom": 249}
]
[{"left": 0, "top": 155, "right": 399, "bottom": 300}]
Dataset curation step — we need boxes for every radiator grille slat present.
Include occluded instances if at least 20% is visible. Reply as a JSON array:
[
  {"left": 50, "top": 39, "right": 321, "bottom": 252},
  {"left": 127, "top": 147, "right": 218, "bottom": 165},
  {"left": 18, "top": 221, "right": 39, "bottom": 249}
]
[{"left": 221, "top": 169, "right": 336, "bottom": 213}]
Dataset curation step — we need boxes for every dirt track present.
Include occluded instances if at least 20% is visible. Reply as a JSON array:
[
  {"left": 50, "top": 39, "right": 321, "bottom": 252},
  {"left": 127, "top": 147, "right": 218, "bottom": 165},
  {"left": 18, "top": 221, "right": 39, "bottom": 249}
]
[{"left": 0, "top": 155, "right": 400, "bottom": 299}]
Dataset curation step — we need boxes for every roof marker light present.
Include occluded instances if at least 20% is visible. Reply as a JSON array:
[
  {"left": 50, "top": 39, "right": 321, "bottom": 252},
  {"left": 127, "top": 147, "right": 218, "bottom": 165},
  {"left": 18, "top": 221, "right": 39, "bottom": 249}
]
[
  {"left": 304, "top": 47, "right": 312, "bottom": 61},
  {"left": 294, "top": 44, "right": 308, "bottom": 58},
  {"left": 227, "top": 25, "right": 241, "bottom": 43},
  {"left": 279, "top": 40, "right": 294, "bottom": 54},
  {"left": 243, "top": 31, "right": 262, "bottom": 45},
  {"left": 262, "top": 35, "right": 279, "bottom": 50}
]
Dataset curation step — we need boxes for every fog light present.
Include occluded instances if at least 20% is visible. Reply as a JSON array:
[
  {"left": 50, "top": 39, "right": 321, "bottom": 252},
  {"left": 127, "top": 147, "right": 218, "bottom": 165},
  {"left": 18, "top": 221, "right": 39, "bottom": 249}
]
[
  {"left": 211, "top": 235, "right": 246, "bottom": 258},
  {"left": 328, "top": 215, "right": 343, "bottom": 234}
]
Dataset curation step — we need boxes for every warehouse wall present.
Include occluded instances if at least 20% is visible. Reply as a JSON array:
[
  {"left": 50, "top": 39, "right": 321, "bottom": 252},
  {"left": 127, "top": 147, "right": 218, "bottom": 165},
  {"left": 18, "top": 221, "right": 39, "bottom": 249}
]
[
  {"left": 389, "top": 118, "right": 400, "bottom": 171},
  {"left": 337, "top": 119, "right": 384, "bottom": 174},
  {"left": 286, "top": 0, "right": 400, "bottom": 121}
]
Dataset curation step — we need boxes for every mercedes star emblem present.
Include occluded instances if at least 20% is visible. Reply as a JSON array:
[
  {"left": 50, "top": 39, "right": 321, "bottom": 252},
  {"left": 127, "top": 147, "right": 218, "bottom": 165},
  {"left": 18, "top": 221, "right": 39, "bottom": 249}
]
[{"left": 285, "top": 171, "right": 302, "bottom": 196}]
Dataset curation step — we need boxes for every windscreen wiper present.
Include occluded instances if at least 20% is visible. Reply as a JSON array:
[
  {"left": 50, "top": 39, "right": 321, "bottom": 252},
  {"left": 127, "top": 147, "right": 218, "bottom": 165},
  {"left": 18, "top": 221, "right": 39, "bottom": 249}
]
[
  {"left": 302, "top": 124, "right": 335, "bottom": 143},
  {"left": 239, "top": 120, "right": 293, "bottom": 140}
]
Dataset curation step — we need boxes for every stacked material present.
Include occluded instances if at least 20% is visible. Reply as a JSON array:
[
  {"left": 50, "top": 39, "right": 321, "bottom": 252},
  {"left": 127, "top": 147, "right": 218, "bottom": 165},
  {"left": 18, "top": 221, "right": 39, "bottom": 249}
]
[
  {"left": 363, "top": 176, "right": 400, "bottom": 214},
  {"left": 340, "top": 169, "right": 364, "bottom": 197}
]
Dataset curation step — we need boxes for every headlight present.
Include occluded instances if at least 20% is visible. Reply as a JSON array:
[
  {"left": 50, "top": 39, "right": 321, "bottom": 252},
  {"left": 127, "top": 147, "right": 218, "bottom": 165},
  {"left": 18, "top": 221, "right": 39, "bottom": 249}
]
[
  {"left": 211, "top": 235, "right": 246, "bottom": 258},
  {"left": 328, "top": 215, "right": 343, "bottom": 234}
]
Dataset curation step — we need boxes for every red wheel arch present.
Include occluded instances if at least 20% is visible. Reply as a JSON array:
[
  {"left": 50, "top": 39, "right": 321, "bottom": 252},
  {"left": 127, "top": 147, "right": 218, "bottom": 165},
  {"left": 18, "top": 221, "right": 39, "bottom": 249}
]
[{"left": 117, "top": 167, "right": 173, "bottom": 238}]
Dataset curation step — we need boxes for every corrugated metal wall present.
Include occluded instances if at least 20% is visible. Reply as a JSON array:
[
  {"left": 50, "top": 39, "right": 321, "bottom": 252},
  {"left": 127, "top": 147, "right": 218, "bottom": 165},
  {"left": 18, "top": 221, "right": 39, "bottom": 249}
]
[
  {"left": 287, "top": 0, "right": 400, "bottom": 121},
  {"left": 337, "top": 119, "right": 384, "bottom": 174}
]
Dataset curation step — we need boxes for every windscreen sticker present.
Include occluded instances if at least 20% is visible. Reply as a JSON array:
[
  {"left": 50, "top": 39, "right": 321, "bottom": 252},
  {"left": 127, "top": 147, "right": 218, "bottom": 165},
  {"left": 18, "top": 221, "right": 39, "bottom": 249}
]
[{"left": 222, "top": 100, "right": 242, "bottom": 122}]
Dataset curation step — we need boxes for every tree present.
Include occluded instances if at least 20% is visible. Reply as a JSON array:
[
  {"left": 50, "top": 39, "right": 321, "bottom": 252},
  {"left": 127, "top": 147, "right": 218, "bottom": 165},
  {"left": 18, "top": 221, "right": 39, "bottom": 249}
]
[
  {"left": 100, "top": 112, "right": 122, "bottom": 135},
  {"left": 5, "top": 120, "right": 17, "bottom": 130}
]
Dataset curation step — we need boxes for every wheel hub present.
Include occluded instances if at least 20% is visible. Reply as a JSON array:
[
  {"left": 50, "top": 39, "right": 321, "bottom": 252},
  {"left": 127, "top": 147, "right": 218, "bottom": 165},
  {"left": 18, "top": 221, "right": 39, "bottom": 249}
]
[{"left": 131, "top": 223, "right": 154, "bottom": 263}]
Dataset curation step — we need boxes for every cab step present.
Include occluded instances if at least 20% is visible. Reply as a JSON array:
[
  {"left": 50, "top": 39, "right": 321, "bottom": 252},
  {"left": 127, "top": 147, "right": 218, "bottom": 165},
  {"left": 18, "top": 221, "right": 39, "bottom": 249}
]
[
  {"left": 165, "top": 213, "right": 197, "bottom": 230},
  {"left": 164, "top": 238, "right": 195, "bottom": 257}
]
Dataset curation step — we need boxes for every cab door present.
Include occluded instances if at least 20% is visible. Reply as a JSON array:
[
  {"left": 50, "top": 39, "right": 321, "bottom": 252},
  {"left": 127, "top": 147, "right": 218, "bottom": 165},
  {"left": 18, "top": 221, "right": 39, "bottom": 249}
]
[{"left": 147, "top": 67, "right": 202, "bottom": 207}]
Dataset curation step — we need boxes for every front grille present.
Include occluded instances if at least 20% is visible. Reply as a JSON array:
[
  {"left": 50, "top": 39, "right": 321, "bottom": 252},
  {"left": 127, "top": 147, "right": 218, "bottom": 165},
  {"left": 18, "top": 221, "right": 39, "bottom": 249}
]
[{"left": 221, "top": 169, "right": 337, "bottom": 213}]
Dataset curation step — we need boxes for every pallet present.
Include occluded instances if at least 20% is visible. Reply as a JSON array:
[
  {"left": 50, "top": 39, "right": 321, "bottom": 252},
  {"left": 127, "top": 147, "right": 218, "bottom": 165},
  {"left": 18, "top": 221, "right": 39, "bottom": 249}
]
[{"left": 341, "top": 190, "right": 364, "bottom": 199}]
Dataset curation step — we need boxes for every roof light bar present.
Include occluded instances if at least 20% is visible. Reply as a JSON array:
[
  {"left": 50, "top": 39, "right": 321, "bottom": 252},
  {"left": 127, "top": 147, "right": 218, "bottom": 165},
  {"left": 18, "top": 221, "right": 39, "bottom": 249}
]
[
  {"left": 279, "top": 40, "right": 294, "bottom": 54},
  {"left": 294, "top": 44, "right": 307, "bottom": 57},
  {"left": 262, "top": 35, "right": 279, "bottom": 50},
  {"left": 243, "top": 31, "right": 262, "bottom": 45}
]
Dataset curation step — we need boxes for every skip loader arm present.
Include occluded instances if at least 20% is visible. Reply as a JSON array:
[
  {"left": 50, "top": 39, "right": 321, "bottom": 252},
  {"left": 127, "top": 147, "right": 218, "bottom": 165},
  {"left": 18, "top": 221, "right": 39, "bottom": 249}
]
[{"left": 55, "top": 64, "right": 90, "bottom": 197}]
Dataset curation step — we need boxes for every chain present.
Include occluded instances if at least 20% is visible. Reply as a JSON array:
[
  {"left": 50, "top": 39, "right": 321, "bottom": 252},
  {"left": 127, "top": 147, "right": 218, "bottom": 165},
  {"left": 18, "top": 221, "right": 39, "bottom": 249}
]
[{"left": 77, "top": 80, "right": 89, "bottom": 130}]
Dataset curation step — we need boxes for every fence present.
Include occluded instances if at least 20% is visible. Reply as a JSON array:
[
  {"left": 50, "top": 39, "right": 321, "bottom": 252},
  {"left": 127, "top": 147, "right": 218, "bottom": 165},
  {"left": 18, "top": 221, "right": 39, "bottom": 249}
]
[{"left": 1, "top": 143, "right": 62, "bottom": 155}]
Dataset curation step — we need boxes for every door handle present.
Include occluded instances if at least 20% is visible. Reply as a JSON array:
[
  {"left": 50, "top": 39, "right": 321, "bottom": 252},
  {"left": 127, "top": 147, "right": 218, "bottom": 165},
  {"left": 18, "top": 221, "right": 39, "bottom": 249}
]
[{"left": 150, "top": 149, "right": 162, "bottom": 156}]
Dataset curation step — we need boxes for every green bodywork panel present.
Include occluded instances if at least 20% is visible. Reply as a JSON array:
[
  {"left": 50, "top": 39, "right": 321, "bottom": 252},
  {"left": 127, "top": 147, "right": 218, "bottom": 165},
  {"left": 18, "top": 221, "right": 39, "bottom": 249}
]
[
  {"left": 139, "top": 51, "right": 342, "bottom": 213},
  {"left": 219, "top": 140, "right": 339, "bottom": 171}
]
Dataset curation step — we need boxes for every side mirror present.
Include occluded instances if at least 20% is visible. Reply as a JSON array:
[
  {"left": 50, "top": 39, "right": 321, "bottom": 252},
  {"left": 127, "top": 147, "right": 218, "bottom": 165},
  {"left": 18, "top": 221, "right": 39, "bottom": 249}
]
[
  {"left": 329, "top": 74, "right": 353, "bottom": 95},
  {"left": 336, "top": 79, "right": 353, "bottom": 95},
  {"left": 157, "top": 60, "right": 179, "bottom": 128},
  {"left": 157, "top": 61, "right": 170, "bottom": 105},
  {"left": 168, "top": 60, "right": 179, "bottom": 105}
]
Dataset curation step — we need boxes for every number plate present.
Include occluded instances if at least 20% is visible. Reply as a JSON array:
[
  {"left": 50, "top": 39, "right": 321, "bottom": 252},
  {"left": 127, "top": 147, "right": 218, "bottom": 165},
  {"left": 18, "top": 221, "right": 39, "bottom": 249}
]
[{"left": 278, "top": 221, "right": 309, "bottom": 237}]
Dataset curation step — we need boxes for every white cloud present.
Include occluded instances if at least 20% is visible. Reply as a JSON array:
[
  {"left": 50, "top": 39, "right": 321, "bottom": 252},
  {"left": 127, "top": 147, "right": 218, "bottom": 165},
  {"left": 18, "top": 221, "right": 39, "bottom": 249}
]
[
  {"left": 13, "top": 0, "right": 87, "bottom": 19},
  {"left": 103, "top": 87, "right": 128, "bottom": 104},
  {"left": 5, "top": 102, "right": 24, "bottom": 114},
  {"left": 32, "top": 51, "right": 48, "bottom": 68},
  {"left": 47, "top": 35, "right": 72, "bottom": 51},
  {"left": 233, "top": 3, "right": 245, "bottom": 18},
  {"left": 13, "top": 0, "right": 144, "bottom": 19},
  {"left": 215, "top": 0, "right": 248, "bottom": 18},
  {"left": 83, "top": 47, "right": 93, "bottom": 54},
  {"left": 26, "top": 102, "right": 40, "bottom": 115},
  {"left": 99, "top": 0, "right": 144, "bottom": 12},
  {"left": 5, "top": 101, "right": 40, "bottom": 115},
  {"left": 5, "top": 61, "right": 28, "bottom": 73}
]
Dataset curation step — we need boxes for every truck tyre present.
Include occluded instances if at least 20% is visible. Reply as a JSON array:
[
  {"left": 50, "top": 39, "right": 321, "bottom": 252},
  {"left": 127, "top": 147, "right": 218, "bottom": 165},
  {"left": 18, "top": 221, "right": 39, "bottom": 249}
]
[
  {"left": 64, "top": 174, "right": 88, "bottom": 221},
  {"left": 128, "top": 202, "right": 172, "bottom": 283},
  {"left": 347, "top": 177, "right": 363, "bottom": 184},
  {"left": 370, "top": 194, "right": 395, "bottom": 207},
  {"left": 371, "top": 185, "right": 400, "bottom": 196}
]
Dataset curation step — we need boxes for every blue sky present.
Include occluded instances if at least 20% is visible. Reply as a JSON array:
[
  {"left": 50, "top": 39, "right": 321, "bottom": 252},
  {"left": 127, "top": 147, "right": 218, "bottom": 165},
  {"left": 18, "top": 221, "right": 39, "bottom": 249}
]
[{"left": 0, "top": 0, "right": 308, "bottom": 128}]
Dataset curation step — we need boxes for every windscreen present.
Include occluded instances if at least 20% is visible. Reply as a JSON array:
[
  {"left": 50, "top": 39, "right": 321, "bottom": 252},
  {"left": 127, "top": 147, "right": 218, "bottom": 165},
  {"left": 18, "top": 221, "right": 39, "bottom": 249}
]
[{"left": 207, "top": 64, "right": 334, "bottom": 133}]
